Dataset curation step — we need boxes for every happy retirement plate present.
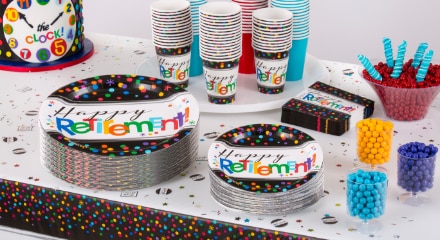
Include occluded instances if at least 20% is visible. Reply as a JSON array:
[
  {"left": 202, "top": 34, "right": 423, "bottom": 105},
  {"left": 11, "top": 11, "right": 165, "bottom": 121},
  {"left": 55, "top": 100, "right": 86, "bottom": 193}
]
[
  {"left": 38, "top": 74, "right": 200, "bottom": 190},
  {"left": 207, "top": 123, "right": 325, "bottom": 214},
  {"left": 39, "top": 74, "right": 199, "bottom": 156},
  {"left": 208, "top": 123, "right": 324, "bottom": 193}
]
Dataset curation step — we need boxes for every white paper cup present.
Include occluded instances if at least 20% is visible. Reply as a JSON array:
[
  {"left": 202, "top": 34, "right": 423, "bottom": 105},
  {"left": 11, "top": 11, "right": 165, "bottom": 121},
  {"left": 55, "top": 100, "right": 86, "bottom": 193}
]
[
  {"left": 254, "top": 50, "right": 289, "bottom": 94},
  {"left": 252, "top": 42, "right": 292, "bottom": 52},
  {"left": 200, "top": 47, "right": 242, "bottom": 61},
  {"left": 200, "top": 36, "right": 242, "bottom": 48},
  {"left": 199, "top": 1, "right": 241, "bottom": 17},
  {"left": 155, "top": 45, "right": 192, "bottom": 88},
  {"left": 151, "top": 17, "right": 191, "bottom": 26},
  {"left": 199, "top": 27, "right": 242, "bottom": 36},
  {"left": 199, "top": 23, "right": 242, "bottom": 33},
  {"left": 252, "top": 9, "right": 293, "bottom": 52},
  {"left": 151, "top": 10, "right": 191, "bottom": 18},
  {"left": 200, "top": 45, "right": 242, "bottom": 53},
  {"left": 199, "top": 18, "right": 241, "bottom": 26},
  {"left": 151, "top": 0, "right": 190, "bottom": 13},
  {"left": 152, "top": 22, "right": 193, "bottom": 30},
  {"left": 199, "top": 17, "right": 241, "bottom": 25},
  {"left": 200, "top": 51, "right": 242, "bottom": 61},
  {"left": 253, "top": 28, "right": 292, "bottom": 37},
  {"left": 253, "top": 19, "right": 293, "bottom": 27},
  {"left": 252, "top": 32, "right": 293, "bottom": 44},
  {"left": 199, "top": 31, "right": 242, "bottom": 41},
  {"left": 152, "top": 34, "right": 193, "bottom": 44},
  {"left": 200, "top": 51, "right": 242, "bottom": 62},
  {"left": 253, "top": 37, "right": 292, "bottom": 48},
  {"left": 199, "top": 32, "right": 241, "bottom": 42},
  {"left": 151, "top": 5, "right": 190, "bottom": 14},
  {"left": 153, "top": 38, "right": 193, "bottom": 48},
  {"left": 152, "top": 23, "right": 193, "bottom": 32},
  {"left": 153, "top": 31, "right": 193, "bottom": 38},
  {"left": 253, "top": 7, "right": 293, "bottom": 22},
  {"left": 252, "top": 20, "right": 293, "bottom": 28},
  {"left": 252, "top": 37, "right": 292, "bottom": 47},
  {"left": 202, "top": 59, "right": 240, "bottom": 104}
]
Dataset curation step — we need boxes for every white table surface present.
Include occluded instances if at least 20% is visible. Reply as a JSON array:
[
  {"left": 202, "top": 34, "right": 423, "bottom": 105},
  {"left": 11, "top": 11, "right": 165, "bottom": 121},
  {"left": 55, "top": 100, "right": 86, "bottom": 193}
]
[{"left": 1, "top": 33, "right": 439, "bottom": 240}]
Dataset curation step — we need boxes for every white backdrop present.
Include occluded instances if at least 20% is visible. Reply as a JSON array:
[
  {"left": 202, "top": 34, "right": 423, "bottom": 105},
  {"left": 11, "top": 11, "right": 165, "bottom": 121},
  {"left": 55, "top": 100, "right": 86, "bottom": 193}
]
[{"left": 83, "top": 0, "right": 440, "bottom": 64}]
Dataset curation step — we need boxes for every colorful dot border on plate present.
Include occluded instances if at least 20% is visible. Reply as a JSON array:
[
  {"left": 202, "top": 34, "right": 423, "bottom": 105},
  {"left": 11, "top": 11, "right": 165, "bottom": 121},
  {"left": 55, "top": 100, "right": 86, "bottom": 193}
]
[
  {"left": 215, "top": 123, "right": 316, "bottom": 147},
  {"left": 209, "top": 124, "right": 323, "bottom": 192},
  {"left": 39, "top": 74, "right": 199, "bottom": 156}
]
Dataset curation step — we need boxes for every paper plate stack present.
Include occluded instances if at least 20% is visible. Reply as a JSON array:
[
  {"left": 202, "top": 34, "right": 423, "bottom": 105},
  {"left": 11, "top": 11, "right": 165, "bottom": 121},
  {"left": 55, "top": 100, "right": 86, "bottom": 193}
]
[
  {"left": 208, "top": 123, "right": 325, "bottom": 214},
  {"left": 39, "top": 75, "right": 200, "bottom": 190}
]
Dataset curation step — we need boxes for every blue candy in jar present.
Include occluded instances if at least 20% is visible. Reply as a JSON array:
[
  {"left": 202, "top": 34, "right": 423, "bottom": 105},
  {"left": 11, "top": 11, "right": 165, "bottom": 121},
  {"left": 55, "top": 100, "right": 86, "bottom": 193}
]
[
  {"left": 346, "top": 168, "right": 388, "bottom": 222},
  {"left": 397, "top": 142, "right": 437, "bottom": 193}
]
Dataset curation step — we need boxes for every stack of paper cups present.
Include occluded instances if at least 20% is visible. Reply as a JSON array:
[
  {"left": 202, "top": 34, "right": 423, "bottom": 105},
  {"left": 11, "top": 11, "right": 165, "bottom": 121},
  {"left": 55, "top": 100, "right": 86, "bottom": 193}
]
[
  {"left": 270, "top": 0, "right": 310, "bottom": 81},
  {"left": 252, "top": 8, "right": 293, "bottom": 94},
  {"left": 189, "top": 0, "right": 207, "bottom": 77},
  {"left": 199, "top": 2, "right": 242, "bottom": 104},
  {"left": 150, "top": 0, "right": 193, "bottom": 88},
  {"left": 232, "top": 0, "right": 269, "bottom": 74}
]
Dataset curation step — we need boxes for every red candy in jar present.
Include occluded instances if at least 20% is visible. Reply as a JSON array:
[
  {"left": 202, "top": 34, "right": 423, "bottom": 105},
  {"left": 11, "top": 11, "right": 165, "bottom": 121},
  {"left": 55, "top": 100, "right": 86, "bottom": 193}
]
[{"left": 362, "top": 59, "right": 440, "bottom": 121}]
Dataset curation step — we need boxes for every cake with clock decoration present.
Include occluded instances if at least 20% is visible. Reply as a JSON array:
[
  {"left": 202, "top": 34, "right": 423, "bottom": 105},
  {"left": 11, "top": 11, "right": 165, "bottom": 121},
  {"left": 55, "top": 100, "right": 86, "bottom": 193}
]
[
  {"left": 0, "top": 0, "right": 93, "bottom": 71},
  {"left": 208, "top": 123, "right": 325, "bottom": 214}
]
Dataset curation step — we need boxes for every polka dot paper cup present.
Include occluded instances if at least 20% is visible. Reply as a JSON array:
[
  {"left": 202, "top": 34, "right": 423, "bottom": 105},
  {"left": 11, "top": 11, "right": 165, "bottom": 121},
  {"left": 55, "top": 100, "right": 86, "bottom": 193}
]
[
  {"left": 202, "top": 59, "right": 239, "bottom": 104},
  {"left": 254, "top": 50, "right": 289, "bottom": 94},
  {"left": 397, "top": 142, "right": 438, "bottom": 206},
  {"left": 155, "top": 45, "right": 191, "bottom": 88},
  {"left": 346, "top": 167, "right": 388, "bottom": 233}
]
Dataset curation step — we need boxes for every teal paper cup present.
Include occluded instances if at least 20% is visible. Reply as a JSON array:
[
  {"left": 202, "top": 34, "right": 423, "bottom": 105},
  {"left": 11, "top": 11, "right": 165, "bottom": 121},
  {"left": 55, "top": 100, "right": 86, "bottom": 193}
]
[
  {"left": 190, "top": 34, "right": 203, "bottom": 76},
  {"left": 286, "top": 38, "right": 308, "bottom": 81}
]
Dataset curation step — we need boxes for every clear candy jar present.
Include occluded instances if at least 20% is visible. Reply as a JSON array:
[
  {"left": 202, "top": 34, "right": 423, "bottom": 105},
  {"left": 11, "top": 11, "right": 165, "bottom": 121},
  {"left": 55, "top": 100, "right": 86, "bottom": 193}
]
[
  {"left": 397, "top": 142, "right": 438, "bottom": 206},
  {"left": 346, "top": 167, "right": 388, "bottom": 233}
]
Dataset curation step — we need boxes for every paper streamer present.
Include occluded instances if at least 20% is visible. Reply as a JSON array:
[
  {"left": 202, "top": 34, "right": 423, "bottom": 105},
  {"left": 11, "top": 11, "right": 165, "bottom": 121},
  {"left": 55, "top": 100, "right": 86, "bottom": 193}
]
[
  {"left": 358, "top": 54, "right": 382, "bottom": 81},
  {"left": 411, "top": 42, "right": 428, "bottom": 68},
  {"left": 416, "top": 49, "right": 434, "bottom": 82},
  {"left": 390, "top": 40, "right": 407, "bottom": 78},
  {"left": 383, "top": 37, "right": 394, "bottom": 67}
]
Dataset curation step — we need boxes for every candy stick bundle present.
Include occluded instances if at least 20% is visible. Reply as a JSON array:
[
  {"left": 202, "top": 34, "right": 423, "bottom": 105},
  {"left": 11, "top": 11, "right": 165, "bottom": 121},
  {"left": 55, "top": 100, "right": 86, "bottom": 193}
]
[{"left": 358, "top": 38, "right": 435, "bottom": 82}]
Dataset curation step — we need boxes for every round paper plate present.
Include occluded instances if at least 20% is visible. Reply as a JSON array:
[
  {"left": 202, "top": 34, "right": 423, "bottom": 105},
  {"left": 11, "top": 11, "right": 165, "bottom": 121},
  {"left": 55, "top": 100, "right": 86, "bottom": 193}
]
[
  {"left": 39, "top": 74, "right": 200, "bottom": 190},
  {"left": 208, "top": 123, "right": 324, "bottom": 193},
  {"left": 39, "top": 74, "right": 200, "bottom": 157}
]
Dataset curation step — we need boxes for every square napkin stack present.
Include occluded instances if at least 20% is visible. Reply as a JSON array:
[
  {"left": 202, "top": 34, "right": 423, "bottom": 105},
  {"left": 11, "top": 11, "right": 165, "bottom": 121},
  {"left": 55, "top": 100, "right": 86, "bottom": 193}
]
[{"left": 281, "top": 81, "right": 375, "bottom": 136}]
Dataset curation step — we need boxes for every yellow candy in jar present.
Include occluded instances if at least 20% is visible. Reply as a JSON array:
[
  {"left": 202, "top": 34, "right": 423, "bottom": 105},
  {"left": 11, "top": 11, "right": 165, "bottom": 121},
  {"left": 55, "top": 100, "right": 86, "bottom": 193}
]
[{"left": 356, "top": 118, "right": 393, "bottom": 165}]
